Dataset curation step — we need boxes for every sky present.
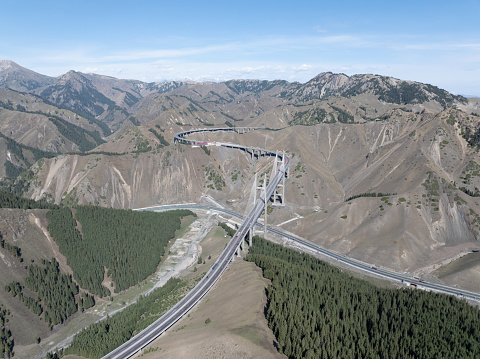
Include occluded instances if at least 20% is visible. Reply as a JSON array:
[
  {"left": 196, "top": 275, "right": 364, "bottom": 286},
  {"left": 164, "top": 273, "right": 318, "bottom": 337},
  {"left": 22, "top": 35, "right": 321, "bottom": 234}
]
[{"left": 1, "top": 0, "right": 479, "bottom": 95}]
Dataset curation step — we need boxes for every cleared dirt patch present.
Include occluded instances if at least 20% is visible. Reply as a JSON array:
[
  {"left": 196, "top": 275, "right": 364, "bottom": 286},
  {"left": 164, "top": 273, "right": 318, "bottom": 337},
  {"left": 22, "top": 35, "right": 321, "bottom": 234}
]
[{"left": 133, "top": 260, "right": 285, "bottom": 359}]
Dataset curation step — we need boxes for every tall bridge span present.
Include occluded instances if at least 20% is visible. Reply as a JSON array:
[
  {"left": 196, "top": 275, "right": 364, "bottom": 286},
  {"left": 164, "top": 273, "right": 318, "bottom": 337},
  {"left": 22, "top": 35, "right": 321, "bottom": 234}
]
[
  {"left": 101, "top": 126, "right": 480, "bottom": 359},
  {"left": 102, "top": 127, "right": 289, "bottom": 359}
]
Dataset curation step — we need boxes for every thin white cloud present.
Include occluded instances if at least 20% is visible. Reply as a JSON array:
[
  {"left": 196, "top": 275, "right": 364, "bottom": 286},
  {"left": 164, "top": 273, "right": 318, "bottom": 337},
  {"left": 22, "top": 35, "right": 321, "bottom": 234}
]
[
  {"left": 314, "top": 26, "right": 328, "bottom": 33},
  {"left": 458, "top": 43, "right": 480, "bottom": 49},
  {"left": 388, "top": 39, "right": 480, "bottom": 52},
  {"left": 29, "top": 34, "right": 370, "bottom": 66},
  {"left": 102, "top": 43, "right": 240, "bottom": 62},
  {"left": 293, "top": 64, "right": 313, "bottom": 71},
  {"left": 7, "top": 31, "right": 479, "bottom": 95}
]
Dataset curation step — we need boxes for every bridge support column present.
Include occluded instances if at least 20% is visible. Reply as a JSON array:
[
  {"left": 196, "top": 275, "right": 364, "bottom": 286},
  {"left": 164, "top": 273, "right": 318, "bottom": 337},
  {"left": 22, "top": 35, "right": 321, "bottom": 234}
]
[
  {"left": 264, "top": 173, "right": 268, "bottom": 235},
  {"left": 269, "top": 152, "right": 286, "bottom": 207}
]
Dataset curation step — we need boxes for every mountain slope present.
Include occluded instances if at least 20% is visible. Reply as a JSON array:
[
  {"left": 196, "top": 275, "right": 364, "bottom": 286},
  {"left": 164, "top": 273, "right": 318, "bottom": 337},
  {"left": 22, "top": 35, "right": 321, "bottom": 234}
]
[
  {"left": 26, "top": 109, "right": 480, "bottom": 276},
  {"left": 291, "top": 72, "right": 466, "bottom": 107},
  {"left": 35, "top": 71, "right": 127, "bottom": 129},
  {"left": 0, "top": 60, "right": 55, "bottom": 92},
  {"left": 1, "top": 61, "right": 469, "bottom": 133},
  {"left": 0, "top": 89, "right": 108, "bottom": 182},
  {"left": 128, "top": 74, "right": 468, "bottom": 131},
  {"left": 34, "top": 72, "right": 185, "bottom": 132},
  {"left": 1, "top": 62, "right": 479, "bottom": 286}
]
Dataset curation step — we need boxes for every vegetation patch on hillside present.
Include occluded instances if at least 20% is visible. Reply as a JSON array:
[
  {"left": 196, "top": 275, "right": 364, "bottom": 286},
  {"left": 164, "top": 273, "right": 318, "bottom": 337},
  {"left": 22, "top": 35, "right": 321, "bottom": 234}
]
[
  {"left": 148, "top": 127, "right": 170, "bottom": 148},
  {"left": 204, "top": 166, "right": 225, "bottom": 191},
  {"left": 48, "top": 115, "right": 105, "bottom": 152},
  {"left": 0, "top": 103, "right": 106, "bottom": 151},
  {"left": 421, "top": 171, "right": 441, "bottom": 210},
  {"left": 0, "top": 188, "right": 58, "bottom": 209},
  {"left": 459, "top": 114, "right": 480, "bottom": 149},
  {"left": 345, "top": 192, "right": 396, "bottom": 202},
  {"left": 1, "top": 233, "right": 23, "bottom": 262},
  {"left": 246, "top": 236, "right": 480, "bottom": 359},
  {"left": 46, "top": 207, "right": 195, "bottom": 296},
  {"left": 289, "top": 107, "right": 329, "bottom": 126},
  {"left": 128, "top": 127, "right": 152, "bottom": 153},
  {"left": 6, "top": 258, "right": 79, "bottom": 327},
  {"left": 231, "top": 169, "right": 240, "bottom": 182},
  {"left": 330, "top": 105, "right": 355, "bottom": 123},
  {"left": 60, "top": 277, "right": 190, "bottom": 359},
  {"left": 0, "top": 130, "right": 56, "bottom": 180},
  {"left": 0, "top": 304, "right": 14, "bottom": 358},
  {"left": 459, "top": 160, "right": 480, "bottom": 197}
]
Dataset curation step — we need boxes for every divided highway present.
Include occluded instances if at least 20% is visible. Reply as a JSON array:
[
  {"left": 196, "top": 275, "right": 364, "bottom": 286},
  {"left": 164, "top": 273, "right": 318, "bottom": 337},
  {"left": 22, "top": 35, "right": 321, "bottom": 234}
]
[
  {"left": 103, "top": 127, "right": 480, "bottom": 359},
  {"left": 102, "top": 127, "right": 289, "bottom": 359},
  {"left": 146, "top": 203, "right": 480, "bottom": 303}
]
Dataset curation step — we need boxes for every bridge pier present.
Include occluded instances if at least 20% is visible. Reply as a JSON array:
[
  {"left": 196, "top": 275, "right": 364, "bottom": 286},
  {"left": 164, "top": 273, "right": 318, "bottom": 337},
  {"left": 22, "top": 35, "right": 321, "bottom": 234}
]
[
  {"left": 269, "top": 151, "right": 286, "bottom": 207},
  {"left": 235, "top": 238, "right": 249, "bottom": 259},
  {"left": 264, "top": 173, "right": 268, "bottom": 235}
]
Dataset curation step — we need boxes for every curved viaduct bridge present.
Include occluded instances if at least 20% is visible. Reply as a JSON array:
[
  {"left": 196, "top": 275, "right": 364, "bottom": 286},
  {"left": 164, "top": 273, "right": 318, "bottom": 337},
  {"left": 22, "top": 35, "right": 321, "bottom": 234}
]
[
  {"left": 103, "top": 126, "right": 480, "bottom": 359},
  {"left": 174, "top": 126, "right": 283, "bottom": 161},
  {"left": 102, "top": 127, "right": 289, "bottom": 359}
]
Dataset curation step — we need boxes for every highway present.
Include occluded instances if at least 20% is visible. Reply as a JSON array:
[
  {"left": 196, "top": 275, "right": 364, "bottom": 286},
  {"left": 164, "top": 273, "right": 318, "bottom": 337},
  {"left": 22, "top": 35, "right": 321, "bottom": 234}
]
[
  {"left": 144, "top": 203, "right": 480, "bottom": 303},
  {"left": 102, "top": 127, "right": 289, "bottom": 359},
  {"left": 102, "top": 126, "right": 480, "bottom": 359}
]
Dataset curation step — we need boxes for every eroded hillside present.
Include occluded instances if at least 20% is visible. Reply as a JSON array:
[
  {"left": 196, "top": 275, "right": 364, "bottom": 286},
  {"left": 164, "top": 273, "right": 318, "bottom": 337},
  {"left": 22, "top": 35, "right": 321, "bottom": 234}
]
[
  {"left": 2, "top": 63, "right": 480, "bottom": 295},
  {"left": 24, "top": 110, "right": 480, "bottom": 281}
]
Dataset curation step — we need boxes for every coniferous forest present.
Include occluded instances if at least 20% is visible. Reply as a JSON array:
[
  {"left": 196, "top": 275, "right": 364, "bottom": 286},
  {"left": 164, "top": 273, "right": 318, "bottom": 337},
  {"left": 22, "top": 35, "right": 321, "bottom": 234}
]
[
  {"left": 0, "top": 190, "right": 194, "bottom": 356},
  {"left": 62, "top": 277, "right": 188, "bottom": 359},
  {"left": 25, "top": 259, "right": 78, "bottom": 326},
  {"left": 0, "top": 188, "right": 58, "bottom": 210},
  {"left": 5, "top": 258, "right": 79, "bottom": 326},
  {"left": 0, "top": 304, "right": 14, "bottom": 359},
  {"left": 246, "top": 236, "right": 480, "bottom": 359},
  {"left": 0, "top": 234, "right": 23, "bottom": 262},
  {"left": 46, "top": 206, "right": 195, "bottom": 296}
]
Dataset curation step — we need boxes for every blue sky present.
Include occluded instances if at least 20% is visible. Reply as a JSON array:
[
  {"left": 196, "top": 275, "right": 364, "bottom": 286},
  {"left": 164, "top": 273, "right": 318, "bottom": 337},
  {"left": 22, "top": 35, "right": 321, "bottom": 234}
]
[{"left": 2, "top": 0, "right": 479, "bottom": 95}]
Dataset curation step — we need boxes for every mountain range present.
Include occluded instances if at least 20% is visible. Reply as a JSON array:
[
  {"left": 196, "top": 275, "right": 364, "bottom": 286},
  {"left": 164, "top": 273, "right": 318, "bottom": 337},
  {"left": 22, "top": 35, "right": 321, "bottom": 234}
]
[
  {"left": 1, "top": 59, "right": 480, "bottom": 279},
  {"left": 2, "top": 59, "right": 480, "bottom": 357}
]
